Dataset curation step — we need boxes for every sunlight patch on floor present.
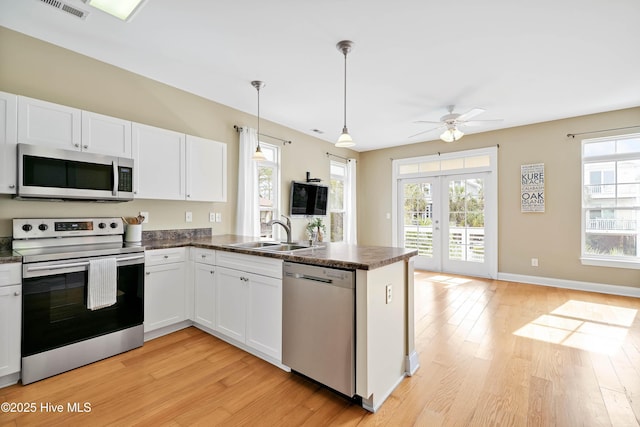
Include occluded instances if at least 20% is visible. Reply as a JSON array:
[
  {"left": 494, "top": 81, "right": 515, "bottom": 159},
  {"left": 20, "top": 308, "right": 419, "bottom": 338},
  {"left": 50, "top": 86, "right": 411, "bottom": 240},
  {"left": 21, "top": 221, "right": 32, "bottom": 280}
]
[
  {"left": 423, "top": 274, "right": 473, "bottom": 288},
  {"left": 513, "top": 300, "right": 637, "bottom": 355}
]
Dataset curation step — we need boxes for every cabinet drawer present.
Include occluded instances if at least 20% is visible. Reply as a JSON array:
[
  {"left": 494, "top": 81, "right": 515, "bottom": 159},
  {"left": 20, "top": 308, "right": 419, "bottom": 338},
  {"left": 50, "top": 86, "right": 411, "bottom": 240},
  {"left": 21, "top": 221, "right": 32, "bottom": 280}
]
[
  {"left": 0, "top": 263, "right": 21, "bottom": 287},
  {"left": 217, "top": 251, "right": 282, "bottom": 279},
  {"left": 145, "top": 247, "right": 186, "bottom": 266},
  {"left": 191, "top": 248, "right": 216, "bottom": 265}
]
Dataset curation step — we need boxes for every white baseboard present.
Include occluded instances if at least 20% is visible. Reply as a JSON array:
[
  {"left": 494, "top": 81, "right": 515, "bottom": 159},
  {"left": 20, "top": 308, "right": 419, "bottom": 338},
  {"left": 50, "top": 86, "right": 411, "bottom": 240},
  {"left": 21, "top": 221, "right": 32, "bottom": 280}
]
[
  {"left": 497, "top": 272, "right": 640, "bottom": 298},
  {"left": 405, "top": 350, "right": 420, "bottom": 376}
]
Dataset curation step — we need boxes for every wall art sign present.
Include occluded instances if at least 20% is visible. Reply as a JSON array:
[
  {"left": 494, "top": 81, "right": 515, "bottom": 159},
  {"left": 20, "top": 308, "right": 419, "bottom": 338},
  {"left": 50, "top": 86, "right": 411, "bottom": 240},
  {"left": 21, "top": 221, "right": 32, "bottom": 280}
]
[{"left": 521, "top": 163, "right": 545, "bottom": 212}]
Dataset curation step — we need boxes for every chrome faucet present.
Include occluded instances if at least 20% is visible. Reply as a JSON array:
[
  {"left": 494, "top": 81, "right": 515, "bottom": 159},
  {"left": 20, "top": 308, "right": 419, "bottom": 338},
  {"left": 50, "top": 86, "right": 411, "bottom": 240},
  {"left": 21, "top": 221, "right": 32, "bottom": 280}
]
[{"left": 268, "top": 215, "right": 292, "bottom": 243}]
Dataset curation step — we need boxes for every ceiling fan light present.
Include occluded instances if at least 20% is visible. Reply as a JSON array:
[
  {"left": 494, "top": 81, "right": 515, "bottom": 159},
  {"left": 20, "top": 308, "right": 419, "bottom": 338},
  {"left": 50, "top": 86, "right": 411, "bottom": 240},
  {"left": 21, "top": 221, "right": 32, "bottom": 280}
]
[{"left": 440, "top": 127, "right": 464, "bottom": 143}]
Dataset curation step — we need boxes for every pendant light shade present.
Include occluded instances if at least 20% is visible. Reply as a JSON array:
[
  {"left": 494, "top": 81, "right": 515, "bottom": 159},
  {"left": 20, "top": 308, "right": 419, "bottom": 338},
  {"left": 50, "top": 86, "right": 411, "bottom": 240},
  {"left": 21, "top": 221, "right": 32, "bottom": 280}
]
[
  {"left": 336, "top": 40, "right": 355, "bottom": 148},
  {"left": 440, "top": 125, "right": 464, "bottom": 143},
  {"left": 251, "top": 80, "right": 267, "bottom": 161}
]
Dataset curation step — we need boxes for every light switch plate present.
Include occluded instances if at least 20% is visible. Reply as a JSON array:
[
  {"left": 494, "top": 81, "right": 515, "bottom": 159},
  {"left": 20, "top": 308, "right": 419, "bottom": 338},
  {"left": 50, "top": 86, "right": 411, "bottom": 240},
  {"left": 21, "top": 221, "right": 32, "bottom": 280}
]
[
  {"left": 185, "top": 211, "right": 193, "bottom": 222},
  {"left": 385, "top": 284, "right": 392, "bottom": 304},
  {"left": 215, "top": 213, "right": 222, "bottom": 223},
  {"left": 209, "top": 212, "right": 215, "bottom": 223},
  {"left": 139, "top": 211, "right": 149, "bottom": 223}
]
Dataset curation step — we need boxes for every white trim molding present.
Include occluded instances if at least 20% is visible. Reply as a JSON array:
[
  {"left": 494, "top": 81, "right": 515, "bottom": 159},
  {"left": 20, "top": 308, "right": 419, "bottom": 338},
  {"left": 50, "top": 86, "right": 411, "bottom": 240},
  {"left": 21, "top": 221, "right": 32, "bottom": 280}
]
[{"left": 498, "top": 272, "right": 640, "bottom": 298}]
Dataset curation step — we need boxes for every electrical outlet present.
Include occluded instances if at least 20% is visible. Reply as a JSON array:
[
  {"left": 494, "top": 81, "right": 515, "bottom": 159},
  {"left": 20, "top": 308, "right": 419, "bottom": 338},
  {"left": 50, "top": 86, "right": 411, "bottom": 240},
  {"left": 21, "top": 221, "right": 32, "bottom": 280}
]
[
  {"left": 209, "top": 212, "right": 216, "bottom": 223},
  {"left": 385, "top": 284, "right": 392, "bottom": 304},
  {"left": 185, "top": 211, "right": 193, "bottom": 223},
  {"left": 531, "top": 258, "right": 539, "bottom": 267},
  {"left": 215, "top": 213, "right": 222, "bottom": 223},
  {"left": 139, "top": 211, "right": 149, "bottom": 223}
]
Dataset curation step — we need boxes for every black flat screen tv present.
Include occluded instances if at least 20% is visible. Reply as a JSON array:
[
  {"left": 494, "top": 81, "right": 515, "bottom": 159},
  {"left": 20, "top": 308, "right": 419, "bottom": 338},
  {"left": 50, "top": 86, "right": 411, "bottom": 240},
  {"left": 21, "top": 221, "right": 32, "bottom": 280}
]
[{"left": 289, "top": 181, "right": 328, "bottom": 216}]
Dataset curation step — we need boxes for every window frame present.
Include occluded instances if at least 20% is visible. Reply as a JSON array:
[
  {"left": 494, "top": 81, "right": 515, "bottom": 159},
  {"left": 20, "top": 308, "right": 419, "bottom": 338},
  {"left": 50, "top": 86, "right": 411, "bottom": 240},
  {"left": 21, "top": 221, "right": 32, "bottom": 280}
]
[
  {"left": 329, "top": 160, "right": 347, "bottom": 242},
  {"left": 257, "top": 142, "right": 281, "bottom": 239},
  {"left": 580, "top": 133, "right": 640, "bottom": 270}
]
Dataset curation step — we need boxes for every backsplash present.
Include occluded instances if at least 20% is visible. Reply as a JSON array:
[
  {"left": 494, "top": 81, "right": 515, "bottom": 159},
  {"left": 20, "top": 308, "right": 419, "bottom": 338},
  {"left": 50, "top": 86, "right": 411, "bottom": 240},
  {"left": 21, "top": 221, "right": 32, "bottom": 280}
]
[
  {"left": 0, "top": 237, "right": 10, "bottom": 251},
  {"left": 142, "top": 228, "right": 212, "bottom": 241}
]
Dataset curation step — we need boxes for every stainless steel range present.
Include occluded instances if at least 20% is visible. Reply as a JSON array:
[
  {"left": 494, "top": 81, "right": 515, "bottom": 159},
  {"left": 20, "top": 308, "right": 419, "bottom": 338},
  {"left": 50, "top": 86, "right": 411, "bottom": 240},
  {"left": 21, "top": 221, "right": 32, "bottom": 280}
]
[{"left": 13, "top": 217, "right": 145, "bottom": 385}]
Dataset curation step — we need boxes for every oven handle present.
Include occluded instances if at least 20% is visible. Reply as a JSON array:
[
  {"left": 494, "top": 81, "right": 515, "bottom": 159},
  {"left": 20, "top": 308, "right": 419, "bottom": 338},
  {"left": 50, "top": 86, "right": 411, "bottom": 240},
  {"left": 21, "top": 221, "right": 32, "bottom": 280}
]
[{"left": 25, "top": 254, "right": 144, "bottom": 273}]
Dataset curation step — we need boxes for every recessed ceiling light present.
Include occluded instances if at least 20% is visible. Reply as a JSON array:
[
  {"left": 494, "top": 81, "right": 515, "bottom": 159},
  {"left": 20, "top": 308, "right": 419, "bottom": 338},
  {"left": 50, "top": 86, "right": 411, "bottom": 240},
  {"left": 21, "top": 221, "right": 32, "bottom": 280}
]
[{"left": 82, "top": 0, "right": 146, "bottom": 21}]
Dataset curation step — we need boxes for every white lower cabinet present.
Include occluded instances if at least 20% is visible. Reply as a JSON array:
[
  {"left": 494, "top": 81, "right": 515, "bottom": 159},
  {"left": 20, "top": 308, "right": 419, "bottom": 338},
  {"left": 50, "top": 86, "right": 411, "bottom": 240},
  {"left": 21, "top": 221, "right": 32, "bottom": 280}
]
[
  {"left": 216, "top": 252, "right": 283, "bottom": 361},
  {"left": 192, "top": 249, "right": 216, "bottom": 330},
  {"left": 0, "top": 263, "right": 21, "bottom": 386},
  {"left": 144, "top": 248, "right": 187, "bottom": 333}
]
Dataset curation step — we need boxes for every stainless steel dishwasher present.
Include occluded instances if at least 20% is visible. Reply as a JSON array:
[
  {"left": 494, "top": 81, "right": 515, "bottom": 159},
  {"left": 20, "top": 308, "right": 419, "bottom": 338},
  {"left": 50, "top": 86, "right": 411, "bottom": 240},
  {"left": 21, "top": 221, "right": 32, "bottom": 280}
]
[{"left": 282, "top": 261, "right": 355, "bottom": 397}]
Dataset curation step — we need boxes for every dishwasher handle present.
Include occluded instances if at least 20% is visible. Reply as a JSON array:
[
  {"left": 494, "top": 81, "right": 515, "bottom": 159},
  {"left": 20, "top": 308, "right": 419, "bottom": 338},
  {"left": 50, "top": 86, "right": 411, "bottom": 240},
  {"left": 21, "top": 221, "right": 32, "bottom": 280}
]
[{"left": 287, "top": 272, "right": 332, "bottom": 284}]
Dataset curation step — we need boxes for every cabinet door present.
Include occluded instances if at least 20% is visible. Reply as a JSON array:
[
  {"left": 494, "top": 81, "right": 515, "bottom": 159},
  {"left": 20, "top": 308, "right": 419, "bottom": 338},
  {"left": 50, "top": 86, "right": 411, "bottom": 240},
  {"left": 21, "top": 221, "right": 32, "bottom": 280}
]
[
  {"left": 81, "top": 111, "right": 132, "bottom": 157},
  {"left": 246, "top": 273, "right": 282, "bottom": 360},
  {"left": 17, "top": 96, "right": 81, "bottom": 150},
  {"left": 193, "top": 263, "right": 216, "bottom": 329},
  {"left": 0, "top": 91, "right": 17, "bottom": 194},
  {"left": 144, "top": 262, "right": 187, "bottom": 332},
  {"left": 132, "top": 123, "right": 185, "bottom": 200},
  {"left": 215, "top": 267, "right": 246, "bottom": 342},
  {"left": 186, "top": 135, "right": 227, "bottom": 202},
  {"left": 0, "top": 284, "right": 21, "bottom": 378}
]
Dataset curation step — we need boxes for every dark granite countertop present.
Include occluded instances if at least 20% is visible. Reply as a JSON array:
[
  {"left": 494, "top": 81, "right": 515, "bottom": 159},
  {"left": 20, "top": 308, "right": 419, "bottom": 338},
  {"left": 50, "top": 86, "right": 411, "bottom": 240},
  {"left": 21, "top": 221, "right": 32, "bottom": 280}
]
[
  {"left": 0, "top": 249, "right": 21, "bottom": 264},
  {"left": 144, "top": 234, "right": 417, "bottom": 271},
  {"left": 0, "top": 232, "right": 417, "bottom": 270}
]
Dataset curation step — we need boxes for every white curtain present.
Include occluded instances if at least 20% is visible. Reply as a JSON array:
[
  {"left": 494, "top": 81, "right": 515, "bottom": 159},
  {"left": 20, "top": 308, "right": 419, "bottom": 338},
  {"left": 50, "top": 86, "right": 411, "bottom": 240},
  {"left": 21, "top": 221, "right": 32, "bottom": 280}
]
[
  {"left": 236, "top": 127, "right": 260, "bottom": 237},
  {"left": 345, "top": 158, "right": 357, "bottom": 244}
]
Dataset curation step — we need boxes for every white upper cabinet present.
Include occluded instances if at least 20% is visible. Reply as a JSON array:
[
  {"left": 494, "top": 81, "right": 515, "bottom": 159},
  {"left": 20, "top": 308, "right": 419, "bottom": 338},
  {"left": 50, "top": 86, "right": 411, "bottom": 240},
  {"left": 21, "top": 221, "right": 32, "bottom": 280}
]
[
  {"left": 0, "top": 91, "right": 17, "bottom": 194},
  {"left": 18, "top": 96, "right": 81, "bottom": 150},
  {"left": 132, "top": 122, "right": 186, "bottom": 200},
  {"left": 186, "top": 135, "right": 227, "bottom": 202},
  {"left": 81, "top": 111, "right": 132, "bottom": 157}
]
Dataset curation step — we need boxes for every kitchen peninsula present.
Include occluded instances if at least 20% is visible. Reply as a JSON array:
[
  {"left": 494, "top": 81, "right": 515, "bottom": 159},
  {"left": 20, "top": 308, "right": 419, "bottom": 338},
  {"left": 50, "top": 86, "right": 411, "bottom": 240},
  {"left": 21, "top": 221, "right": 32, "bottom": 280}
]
[{"left": 142, "top": 231, "right": 418, "bottom": 412}]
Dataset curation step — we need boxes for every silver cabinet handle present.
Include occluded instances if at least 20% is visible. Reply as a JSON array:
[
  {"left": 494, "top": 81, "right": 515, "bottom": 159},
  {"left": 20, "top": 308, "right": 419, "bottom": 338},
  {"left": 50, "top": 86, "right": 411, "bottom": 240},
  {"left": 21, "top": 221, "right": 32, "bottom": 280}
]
[
  {"left": 14, "top": 291, "right": 20, "bottom": 296},
  {"left": 83, "top": 145, "right": 88, "bottom": 149},
  {"left": 210, "top": 270, "right": 214, "bottom": 274},
  {"left": 74, "top": 143, "right": 80, "bottom": 148},
  {"left": 164, "top": 255, "right": 169, "bottom": 259},
  {"left": 146, "top": 271, "right": 151, "bottom": 275},
  {"left": 9, "top": 184, "right": 15, "bottom": 189}
]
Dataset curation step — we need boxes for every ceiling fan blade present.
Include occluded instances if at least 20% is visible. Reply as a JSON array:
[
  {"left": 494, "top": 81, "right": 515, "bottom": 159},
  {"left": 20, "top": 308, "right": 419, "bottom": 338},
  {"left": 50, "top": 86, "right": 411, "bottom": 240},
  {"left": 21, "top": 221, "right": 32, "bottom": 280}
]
[
  {"left": 461, "top": 119, "right": 504, "bottom": 127},
  {"left": 456, "top": 108, "right": 485, "bottom": 122},
  {"left": 408, "top": 125, "right": 445, "bottom": 139},
  {"left": 413, "top": 120, "right": 442, "bottom": 124}
]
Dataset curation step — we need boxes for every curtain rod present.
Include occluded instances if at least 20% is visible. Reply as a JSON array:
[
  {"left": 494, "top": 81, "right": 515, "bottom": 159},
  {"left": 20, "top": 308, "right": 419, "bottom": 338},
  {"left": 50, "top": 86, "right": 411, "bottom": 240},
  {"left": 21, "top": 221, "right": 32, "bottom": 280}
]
[
  {"left": 233, "top": 125, "right": 292, "bottom": 145},
  {"left": 326, "top": 152, "right": 356, "bottom": 162},
  {"left": 567, "top": 125, "right": 640, "bottom": 138}
]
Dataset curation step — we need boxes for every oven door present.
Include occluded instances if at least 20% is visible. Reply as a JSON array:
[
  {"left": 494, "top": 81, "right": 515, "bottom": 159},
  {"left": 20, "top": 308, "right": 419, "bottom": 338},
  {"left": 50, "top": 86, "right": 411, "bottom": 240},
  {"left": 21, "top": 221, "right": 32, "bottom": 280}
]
[{"left": 21, "top": 253, "right": 144, "bottom": 357}]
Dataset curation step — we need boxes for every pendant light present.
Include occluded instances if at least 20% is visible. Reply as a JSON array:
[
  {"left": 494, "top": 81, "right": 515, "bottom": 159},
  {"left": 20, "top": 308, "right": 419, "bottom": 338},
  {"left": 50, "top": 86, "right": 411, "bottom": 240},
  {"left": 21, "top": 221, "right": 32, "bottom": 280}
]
[
  {"left": 251, "top": 80, "right": 267, "bottom": 161},
  {"left": 336, "top": 40, "right": 355, "bottom": 148}
]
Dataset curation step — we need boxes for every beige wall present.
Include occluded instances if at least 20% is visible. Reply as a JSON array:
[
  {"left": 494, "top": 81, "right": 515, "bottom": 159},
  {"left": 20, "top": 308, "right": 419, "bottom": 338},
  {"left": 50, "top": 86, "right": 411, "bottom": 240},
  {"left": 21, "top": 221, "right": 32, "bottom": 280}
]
[
  {"left": 1, "top": 27, "right": 638, "bottom": 288},
  {"left": 358, "top": 107, "right": 640, "bottom": 288},
  {"left": 0, "top": 27, "right": 357, "bottom": 240}
]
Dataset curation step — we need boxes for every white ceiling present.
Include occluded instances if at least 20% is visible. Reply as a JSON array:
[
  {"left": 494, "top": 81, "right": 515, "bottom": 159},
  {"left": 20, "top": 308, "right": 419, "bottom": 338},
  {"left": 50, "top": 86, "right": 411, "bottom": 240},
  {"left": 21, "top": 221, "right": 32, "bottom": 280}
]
[{"left": 1, "top": 0, "right": 639, "bottom": 152}]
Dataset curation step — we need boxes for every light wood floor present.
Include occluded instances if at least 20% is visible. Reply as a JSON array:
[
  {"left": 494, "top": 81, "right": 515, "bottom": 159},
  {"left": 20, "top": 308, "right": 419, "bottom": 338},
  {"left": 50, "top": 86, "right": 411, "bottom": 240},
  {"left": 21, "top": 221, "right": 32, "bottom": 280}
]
[{"left": 2, "top": 272, "right": 640, "bottom": 426}]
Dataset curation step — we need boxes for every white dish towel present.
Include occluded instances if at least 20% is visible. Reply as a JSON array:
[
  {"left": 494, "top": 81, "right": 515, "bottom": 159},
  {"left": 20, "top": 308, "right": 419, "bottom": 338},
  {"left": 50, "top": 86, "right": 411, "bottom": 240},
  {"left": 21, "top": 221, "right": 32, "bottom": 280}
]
[{"left": 88, "top": 257, "right": 117, "bottom": 310}]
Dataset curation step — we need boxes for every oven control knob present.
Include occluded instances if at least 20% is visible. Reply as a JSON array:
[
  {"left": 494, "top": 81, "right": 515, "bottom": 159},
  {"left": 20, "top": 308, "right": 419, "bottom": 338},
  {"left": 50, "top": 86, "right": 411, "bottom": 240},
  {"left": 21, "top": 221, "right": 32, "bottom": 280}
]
[
  {"left": 22, "top": 224, "right": 33, "bottom": 232},
  {"left": 98, "top": 222, "right": 107, "bottom": 229},
  {"left": 110, "top": 222, "right": 118, "bottom": 229},
  {"left": 38, "top": 224, "right": 48, "bottom": 231}
]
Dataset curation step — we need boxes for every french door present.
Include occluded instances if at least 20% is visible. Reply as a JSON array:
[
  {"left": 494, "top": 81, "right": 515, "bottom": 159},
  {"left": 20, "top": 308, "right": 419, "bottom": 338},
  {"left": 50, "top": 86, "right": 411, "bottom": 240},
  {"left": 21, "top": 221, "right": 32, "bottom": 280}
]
[{"left": 398, "top": 172, "right": 496, "bottom": 278}]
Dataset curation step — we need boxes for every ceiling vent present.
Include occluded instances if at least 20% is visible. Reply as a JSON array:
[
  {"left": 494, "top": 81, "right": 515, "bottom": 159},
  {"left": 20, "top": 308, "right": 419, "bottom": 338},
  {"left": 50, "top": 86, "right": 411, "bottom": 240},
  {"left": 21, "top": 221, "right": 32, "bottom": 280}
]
[{"left": 38, "top": 0, "right": 89, "bottom": 19}]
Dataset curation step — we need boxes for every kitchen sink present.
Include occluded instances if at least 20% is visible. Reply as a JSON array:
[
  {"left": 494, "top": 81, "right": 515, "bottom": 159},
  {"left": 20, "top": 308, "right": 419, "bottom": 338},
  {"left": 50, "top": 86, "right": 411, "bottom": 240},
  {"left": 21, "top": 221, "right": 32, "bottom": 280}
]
[
  {"left": 228, "top": 241, "right": 315, "bottom": 253},
  {"left": 262, "top": 243, "right": 310, "bottom": 252},
  {"left": 230, "top": 241, "right": 280, "bottom": 249}
]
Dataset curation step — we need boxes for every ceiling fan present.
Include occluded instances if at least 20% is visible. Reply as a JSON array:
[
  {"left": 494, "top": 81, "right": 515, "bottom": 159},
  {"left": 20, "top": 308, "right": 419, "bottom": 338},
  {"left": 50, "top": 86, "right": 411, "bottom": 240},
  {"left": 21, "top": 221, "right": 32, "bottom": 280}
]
[{"left": 410, "top": 106, "right": 503, "bottom": 142}]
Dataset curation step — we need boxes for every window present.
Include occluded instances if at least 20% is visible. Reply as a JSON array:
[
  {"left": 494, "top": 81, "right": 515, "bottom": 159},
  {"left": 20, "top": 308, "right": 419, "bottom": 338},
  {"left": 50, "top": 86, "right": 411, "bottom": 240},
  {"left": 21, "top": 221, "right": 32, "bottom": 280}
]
[
  {"left": 330, "top": 161, "right": 346, "bottom": 242},
  {"left": 582, "top": 134, "right": 640, "bottom": 268},
  {"left": 257, "top": 142, "right": 280, "bottom": 238}
]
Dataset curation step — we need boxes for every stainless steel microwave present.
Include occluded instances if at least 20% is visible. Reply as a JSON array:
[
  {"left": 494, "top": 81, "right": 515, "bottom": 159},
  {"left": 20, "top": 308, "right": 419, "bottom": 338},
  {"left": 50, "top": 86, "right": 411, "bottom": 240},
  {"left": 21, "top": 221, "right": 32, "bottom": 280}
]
[{"left": 17, "top": 143, "right": 134, "bottom": 201}]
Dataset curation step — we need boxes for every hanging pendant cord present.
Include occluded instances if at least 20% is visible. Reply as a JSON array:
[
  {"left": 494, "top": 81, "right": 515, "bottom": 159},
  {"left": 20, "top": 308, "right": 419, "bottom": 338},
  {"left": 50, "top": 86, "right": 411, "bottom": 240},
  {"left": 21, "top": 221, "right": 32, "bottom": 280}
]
[{"left": 343, "top": 49, "right": 347, "bottom": 130}]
